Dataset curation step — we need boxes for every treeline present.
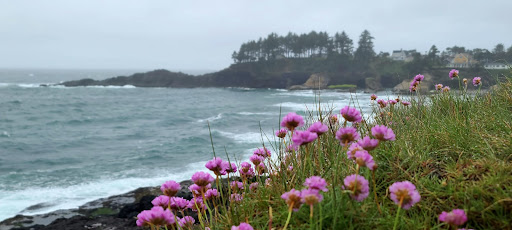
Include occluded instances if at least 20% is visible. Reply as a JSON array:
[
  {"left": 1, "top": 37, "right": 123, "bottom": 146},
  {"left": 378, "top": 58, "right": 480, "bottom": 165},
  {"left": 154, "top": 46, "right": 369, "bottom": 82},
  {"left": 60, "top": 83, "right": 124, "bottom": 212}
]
[{"left": 231, "top": 30, "right": 376, "bottom": 66}]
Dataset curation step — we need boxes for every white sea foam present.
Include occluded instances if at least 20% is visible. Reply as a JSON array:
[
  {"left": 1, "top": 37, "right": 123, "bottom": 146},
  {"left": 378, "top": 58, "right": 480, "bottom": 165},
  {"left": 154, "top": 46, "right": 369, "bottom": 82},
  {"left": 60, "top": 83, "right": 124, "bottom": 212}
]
[
  {"left": 237, "top": 112, "right": 277, "bottom": 116},
  {"left": 217, "top": 130, "right": 263, "bottom": 144},
  {"left": 84, "top": 85, "right": 136, "bottom": 89},
  {"left": 197, "top": 113, "right": 223, "bottom": 123},
  {"left": 0, "top": 162, "right": 211, "bottom": 222}
]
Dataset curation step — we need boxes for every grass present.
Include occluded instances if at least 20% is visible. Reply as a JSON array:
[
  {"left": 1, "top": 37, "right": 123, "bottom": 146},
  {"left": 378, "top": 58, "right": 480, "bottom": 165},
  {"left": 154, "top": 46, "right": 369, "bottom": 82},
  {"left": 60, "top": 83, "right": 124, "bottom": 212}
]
[
  {"left": 144, "top": 71, "right": 512, "bottom": 229},
  {"left": 327, "top": 84, "right": 357, "bottom": 89}
]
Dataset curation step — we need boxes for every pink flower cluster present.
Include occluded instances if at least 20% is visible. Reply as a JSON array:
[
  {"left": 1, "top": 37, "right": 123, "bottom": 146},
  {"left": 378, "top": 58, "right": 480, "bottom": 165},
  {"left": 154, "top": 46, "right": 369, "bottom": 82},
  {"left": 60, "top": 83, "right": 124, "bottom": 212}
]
[
  {"left": 389, "top": 181, "right": 421, "bottom": 210},
  {"left": 439, "top": 209, "right": 468, "bottom": 226},
  {"left": 281, "top": 176, "right": 328, "bottom": 212}
]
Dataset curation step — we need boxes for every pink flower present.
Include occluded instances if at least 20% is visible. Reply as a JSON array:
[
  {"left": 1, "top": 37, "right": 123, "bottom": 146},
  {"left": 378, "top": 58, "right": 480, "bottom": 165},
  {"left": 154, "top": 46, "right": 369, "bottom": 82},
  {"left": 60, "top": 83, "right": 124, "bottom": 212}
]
[
  {"left": 443, "top": 86, "right": 451, "bottom": 92},
  {"left": 205, "top": 157, "right": 229, "bottom": 176},
  {"left": 340, "top": 106, "right": 362, "bottom": 123},
  {"left": 205, "top": 188, "right": 219, "bottom": 200},
  {"left": 301, "top": 188, "right": 323, "bottom": 206},
  {"left": 281, "top": 112, "right": 304, "bottom": 131},
  {"left": 347, "top": 142, "right": 364, "bottom": 159},
  {"left": 230, "top": 194, "right": 243, "bottom": 203},
  {"left": 276, "top": 129, "right": 287, "bottom": 138},
  {"left": 265, "top": 178, "right": 272, "bottom": 187},
  {"left": 231, "top": 222, "right": 254, "bottom": 230},
  {"left": 249, "top": 154, "right": 264, "bottom": 166},
  {"left": 472, "top": 77, "right": 481, "bottom": 86},
  {"left": 401, "top": 101, "right": 411, "bottom": 106},
  {"left": 354, "top": 150, "right": 376, "bottom": 170},
  {"left": 389, "top": 181, "right": 421, "bottom": 210},
  {"left": 377, "top": 99, "right": 387, "bottom": 108},
  {"left": 329, "top": 115, "right": 338, "bottom": 123},
  {"left": 136, "top": 206, "right": 175, "bottom": 227},
  {"left": 256, "top": 162, "right": 266, "bottom": 175},
  {"left": 343, "top": 174, "right": 370, "bottom": 202},
  {"left": 230, "top": 181, "right": 244, "bottom": 191},
  {"left": 335, "top": 127, "right": 360, "bottom": 146},
  {"left": 253, "top": 147, "right": 271, "bottom": 158},
  {"left": 191, "top": 171, "right": 214, "bottom": 187},
  {"left": 249, "top": 182, "right": 259, "bottom": 192},
  {"left": 160, "top": 180, "right": 180, "bottom": 197},
  {"left": 187, "top": 197, "right": 205, "bottom": 212},
  {"left": 292, "top": 130, "right": 318, "bottom": 146},
  {"left": 308, "top": 121, "right": 328, "bottom": 135},
  {"left": 409, "top": 80, "right": 419, "bottom": 92},
  {"left": 281, "top": 189, "right": 303, "bottom": 211},
  {"left": 239, "top": 164, "right": 255, "bottom": 179},
  {"left": 169, "top": 197, "right": 188, "bottom": 211},
  {"left": 370, "top": 94, "right": 377, "bottom": 100},
  {"left": 357, "top": 136, "right": 379, "bottom": 151},
  {"left": 371, "top": 125, "right": 395, "bottom": 141},
  {"left": 449, "top": 69, "right": 459, "bottom": 79},
  {"left": 439, "top": 209, "right": 468, "bottom": 226},
  {"left": 304, "top": 176, "right": 328, "bottom": 192},
  {"left": 240, "top": 162, "right": 251, "bottom": 172},
  {"left": 435, "top": 84, "right": 443, "bottom": 90},
  {"left": 178, "top": 216, "right": 195, "bottom": 228},
  {"left": 223, "top": 162, "right": 238, "bottom": 174},
  {"left": 414, "top": 74, "right": 424, "bottom": 82},
  {"left": 189, "top": 184, "right": 211, "bottom": 197},
  {"left": 388, "top": 99, "right": 397, "bottom": 105},
  {"left": 151, "top": 195, "right": 170, "bottom": 208},
  {"left": 285, "top": 144, "right": 298, "bottom": 153}
]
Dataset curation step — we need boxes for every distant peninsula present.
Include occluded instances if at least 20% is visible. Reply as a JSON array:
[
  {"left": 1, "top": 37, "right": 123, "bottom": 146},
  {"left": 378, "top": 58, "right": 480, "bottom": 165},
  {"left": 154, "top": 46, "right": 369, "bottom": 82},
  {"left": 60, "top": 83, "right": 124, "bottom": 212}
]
[{"left": 60, "top": 30, "right": 511, "bottom": 91}]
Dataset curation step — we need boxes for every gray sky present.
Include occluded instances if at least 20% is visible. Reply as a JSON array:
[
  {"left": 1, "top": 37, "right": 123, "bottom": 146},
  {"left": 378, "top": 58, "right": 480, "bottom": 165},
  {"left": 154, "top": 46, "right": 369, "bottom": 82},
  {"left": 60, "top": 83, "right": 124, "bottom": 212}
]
[{"left": 1, "top": 0, "right": 510, "bottom": 71}]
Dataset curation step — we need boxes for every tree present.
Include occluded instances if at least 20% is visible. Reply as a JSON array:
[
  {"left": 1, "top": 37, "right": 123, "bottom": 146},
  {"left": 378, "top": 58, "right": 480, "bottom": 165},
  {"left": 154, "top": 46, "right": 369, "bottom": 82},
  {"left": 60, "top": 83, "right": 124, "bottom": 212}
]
[
  {"left": 354, "top": 30, "right": 376, "bottom": 67},
  {"left": 427, "top": 45, "right": 439, "bottom": 65},
  {"left": 335, "top": 31, "right": 353, "bottom": 57},
  {"left": 493, "top": 43, "right": 506, "bottom": 60},
  {"left": 507, "top": 45, "right": 512, "bottom": 62}
]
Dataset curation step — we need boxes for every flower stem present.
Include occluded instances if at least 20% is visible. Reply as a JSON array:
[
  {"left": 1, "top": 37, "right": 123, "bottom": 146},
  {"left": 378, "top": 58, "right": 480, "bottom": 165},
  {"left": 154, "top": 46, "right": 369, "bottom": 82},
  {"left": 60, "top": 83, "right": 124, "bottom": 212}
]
[
  {"left": 309, "top": 205, "right": 314, "bottom": 230},
  {"left": 283, "top": 204, "right": 294, "bottom": 230},
  {"left": 392, "top": 197, "right": 404, "bottom": 230},
  {"left": 371, "top": 171, "right": 382, "bottom": 214}
]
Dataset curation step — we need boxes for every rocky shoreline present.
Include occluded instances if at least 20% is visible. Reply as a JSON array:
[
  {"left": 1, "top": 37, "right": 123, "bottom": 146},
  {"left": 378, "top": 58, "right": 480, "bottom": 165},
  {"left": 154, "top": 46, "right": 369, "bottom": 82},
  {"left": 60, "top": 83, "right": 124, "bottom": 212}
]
[{"left": 0, "top": 180, "right": 196, "bottom": 230}]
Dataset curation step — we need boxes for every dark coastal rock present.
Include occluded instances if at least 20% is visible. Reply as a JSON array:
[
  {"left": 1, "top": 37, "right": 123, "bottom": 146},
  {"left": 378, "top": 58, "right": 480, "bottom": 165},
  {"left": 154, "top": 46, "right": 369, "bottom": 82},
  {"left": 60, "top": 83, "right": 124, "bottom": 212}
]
[{"left": 364, "top": 77, "right": 382, "bottom": 92}]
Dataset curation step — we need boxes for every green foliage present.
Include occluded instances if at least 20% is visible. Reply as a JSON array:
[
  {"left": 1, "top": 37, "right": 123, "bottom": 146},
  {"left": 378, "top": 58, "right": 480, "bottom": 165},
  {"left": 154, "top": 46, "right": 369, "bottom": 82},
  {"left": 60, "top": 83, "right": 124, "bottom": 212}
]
[
  {"left": 90, "top": 207, "right": 117, "bottom": 217},
  {"left": 200, "top": 72, "right": 512, "bottom": 229}
]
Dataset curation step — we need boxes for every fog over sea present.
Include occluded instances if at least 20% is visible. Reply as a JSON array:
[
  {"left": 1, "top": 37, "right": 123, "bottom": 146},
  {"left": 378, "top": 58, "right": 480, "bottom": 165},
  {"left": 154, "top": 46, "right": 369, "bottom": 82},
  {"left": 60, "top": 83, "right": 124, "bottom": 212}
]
[{"left": 0, "top": 69, "right": 384, "bottom": 221}]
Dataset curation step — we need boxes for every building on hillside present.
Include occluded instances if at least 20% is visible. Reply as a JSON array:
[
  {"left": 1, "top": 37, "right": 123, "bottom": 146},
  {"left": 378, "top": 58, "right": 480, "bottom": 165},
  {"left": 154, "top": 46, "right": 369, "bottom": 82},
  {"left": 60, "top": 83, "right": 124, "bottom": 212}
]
[
  {"left": 484, "top": 62, "right": 509, "bottom": 69},
  {"left": 446, "top": 53, "right": 477, "bottom": 68},
  {"left": 390, "top": 49, "right": 417, "bottom": 62}
]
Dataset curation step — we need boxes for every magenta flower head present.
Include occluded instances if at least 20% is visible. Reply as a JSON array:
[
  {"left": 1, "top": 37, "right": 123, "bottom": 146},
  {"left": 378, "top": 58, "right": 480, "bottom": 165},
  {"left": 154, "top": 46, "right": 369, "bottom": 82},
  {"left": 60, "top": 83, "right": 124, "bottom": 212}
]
[
  {"left": 223, "top": 162, "right": 238, "bottom": 174},
  {"left": 136, "top": 206, "right": 175, "bottom": 227},
  {"left": 285, "top": 144, "right": 298, "bottom": 153},
  {"left": 170, "top": 197, "right": 189, "bottom": 211},
  {"left": 388, "top": 99, "right": 397, "bottom": 105},
  {"left": 439, "top": 209, "right": 468, "bottom": 226},
  {"left": 347, "top": 142, "right": 364, "bottom": 160},
  {"left": 435, "top": 84, "right": 443, "bottom": 90},
  {"left": 160, "top": 180, "right": 181, "bottom": 197},
  {"left": 443, "top": 86, "right": 451, "bottom": 92},
  {"left": 281, "top": 112, "right": 304, "bottom": 131},
  {"left": 178, "top": 216, "right": 195, "bottom": 228},
  {"left": 191, "top": 171, "right": 214, "bottom": 187},
  {"left": 253, "top": 147, "right": 271, "bottom": 158},
  {"left": 239, "top": 166, "right": 255, "bottom": 179},
  {"left": 249, "top": 182, "right": 259, "bottom": 192},
  {"left": 354, "top": 150, "right": 376, "bottom": 170},
  {"left": 414, "top": 74, "right": 424, "bottom": 82},
  {"left": 231, "top": 223, "right": 254, "bottom": 230},
  {"left": 343, "top": 174, "right": 370, "bottom": 202},
  {"left": 292, "top": 130, "right": 318, "bottom": 146},
  {"left": 308, "top": 121, "right": 328, "bottom": 135},
  {"left": 301, "top": 188, "right": 323, "bottom": 206},
  {"left": 205, "top": 157, "right": 229, "bottom": 176},
  {"left": 409, "top": 80, "right": 419, "bottom": 92},
  {"left": 329, "top": 114, "right": 338, "bottom": 123},
  {"left": 370, "top": 94, "right": 377, "bottom": 100},
  {"left": 230, "top": 181, "right": 244, "bottom": 191},
  {"left": 401, "top": 101, "right": 411, "bottom": 106},
  {"left": 371, "top": 125, "right": 396, "bottom": 141},
  {"left": 230, "top": 193, "right": 243, "bottom": 203},
  {"left": 240, "top": 162, "right": 252, "bottom": 173},
  {"left": 276, "top": 129, "right": 287, "bottom": 138},
  {"left": 304, "top": 176, "right": 328, "bottom": 192},
  {"left": 389, "top": 181, "right": 421, "bottom": 210},
  {"left": 152, "top": 195, "right": 171, "bottom": 208},
  {"left": 249, "top": 154, "right": 264, "bottom": 166},
  {"left": 472, "top": 77, "right": 481, "bottom": 86},
  {"left": 187, "top": 197, "right": 205, "bottom": 212},
  {"left": 357, "top": 136, "right": 379, "bottom": 151},
  {"left": 281, "top": 189, "right": 303, "bottom": 211},
  {"left": 336, "top": 127, "right": 360, "bottom": 146},
  {"left": 205, "top": 188, "right": 219, "bottom": 200},
  {"left": 189, "top": 184, "right": 211, "bottom": 197},
  {"left": 340, "top": 106, "right": 362, "bottom": 123},
  {"left": 377, "top": 99, "right": 387, "bottom": 108},
  {"left": 449, "top": 69, "right": 459, "bottom": 79}
]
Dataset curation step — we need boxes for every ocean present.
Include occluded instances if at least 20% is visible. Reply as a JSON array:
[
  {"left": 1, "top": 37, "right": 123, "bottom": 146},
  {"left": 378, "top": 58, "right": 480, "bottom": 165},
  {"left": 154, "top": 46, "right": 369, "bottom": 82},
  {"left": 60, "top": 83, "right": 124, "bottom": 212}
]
[{"left": 0, "top": 69, "right": 383, "bottom": 221}]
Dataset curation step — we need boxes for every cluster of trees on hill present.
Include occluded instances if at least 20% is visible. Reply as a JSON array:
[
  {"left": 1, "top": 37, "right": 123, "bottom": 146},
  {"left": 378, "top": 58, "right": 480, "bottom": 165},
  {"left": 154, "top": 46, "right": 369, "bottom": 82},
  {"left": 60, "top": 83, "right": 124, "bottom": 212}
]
[{"left": 231, "top": 30, "right": 376, "bottom": 67}]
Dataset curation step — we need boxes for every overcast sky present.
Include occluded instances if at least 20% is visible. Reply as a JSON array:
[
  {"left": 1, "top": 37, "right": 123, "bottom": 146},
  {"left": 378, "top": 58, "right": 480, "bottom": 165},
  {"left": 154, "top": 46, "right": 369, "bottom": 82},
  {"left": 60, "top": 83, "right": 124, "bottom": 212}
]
[{"left": 0, "top": 0, "right": 510, "bottom": 71}]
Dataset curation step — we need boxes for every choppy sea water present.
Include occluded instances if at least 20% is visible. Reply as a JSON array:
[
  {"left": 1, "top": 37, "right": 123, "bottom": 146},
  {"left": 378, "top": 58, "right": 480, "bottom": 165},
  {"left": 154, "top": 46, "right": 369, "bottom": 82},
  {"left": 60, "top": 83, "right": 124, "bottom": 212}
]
[{"left": 0, "top": 69, "right": 391, "bottom": 221}]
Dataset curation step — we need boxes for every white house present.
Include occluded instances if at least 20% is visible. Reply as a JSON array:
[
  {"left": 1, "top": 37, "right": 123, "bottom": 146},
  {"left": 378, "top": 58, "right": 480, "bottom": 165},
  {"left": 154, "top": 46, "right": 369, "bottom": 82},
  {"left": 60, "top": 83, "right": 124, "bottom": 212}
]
[{"left": 484, "top": 62, "right": 509, "bottom": 70}]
